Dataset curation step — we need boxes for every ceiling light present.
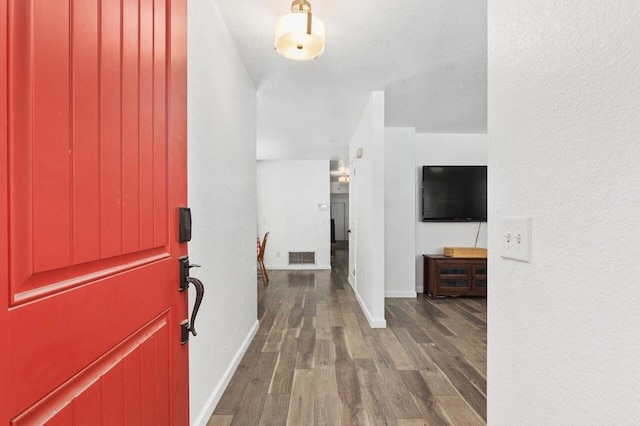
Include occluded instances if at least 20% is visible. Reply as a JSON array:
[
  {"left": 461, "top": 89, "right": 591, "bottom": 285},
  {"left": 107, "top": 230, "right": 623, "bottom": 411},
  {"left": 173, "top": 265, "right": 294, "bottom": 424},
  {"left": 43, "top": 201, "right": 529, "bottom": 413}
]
[
  {"left": 275, "top": 0, "right": 325, "bottom": 61},
  {"left": 339, "top": 175, "right": 349, "bottom": 183}
]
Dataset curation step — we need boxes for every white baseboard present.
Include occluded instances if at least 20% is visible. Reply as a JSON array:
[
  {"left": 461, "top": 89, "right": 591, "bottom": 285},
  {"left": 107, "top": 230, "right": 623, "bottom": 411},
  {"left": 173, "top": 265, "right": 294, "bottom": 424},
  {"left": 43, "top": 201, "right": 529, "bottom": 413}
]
[
  {"left": 353, "top": 289, "right": 386, "bottom": 328},
  {"left": 348, "top": 274, "right": 354, "bottom": 286},
  {"left": 192, "top": 320, "right": 259, "bottom": 426},
  {"left": 385, "top": 291, "right": 418, "bottom": 298}
]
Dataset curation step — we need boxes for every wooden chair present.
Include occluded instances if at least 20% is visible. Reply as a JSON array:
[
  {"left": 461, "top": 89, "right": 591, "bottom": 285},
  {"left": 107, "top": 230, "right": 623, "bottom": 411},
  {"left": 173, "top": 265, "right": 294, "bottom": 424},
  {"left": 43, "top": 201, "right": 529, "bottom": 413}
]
[{"left": 257, "top": 232, "right": 269, "bottom": 285}]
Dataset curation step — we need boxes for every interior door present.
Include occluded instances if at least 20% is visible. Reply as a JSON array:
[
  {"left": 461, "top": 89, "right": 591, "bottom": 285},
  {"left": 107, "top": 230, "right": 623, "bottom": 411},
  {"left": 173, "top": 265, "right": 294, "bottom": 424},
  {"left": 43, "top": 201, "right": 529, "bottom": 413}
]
[
  {"left": 348, "top": 170, "right": 357, "bottom": 286},
  {"left": 330, "top": 202, "right": 346, "bottom": 240},
  {"left": 0, "top": 0, "right": 189, "bottom": 424}
]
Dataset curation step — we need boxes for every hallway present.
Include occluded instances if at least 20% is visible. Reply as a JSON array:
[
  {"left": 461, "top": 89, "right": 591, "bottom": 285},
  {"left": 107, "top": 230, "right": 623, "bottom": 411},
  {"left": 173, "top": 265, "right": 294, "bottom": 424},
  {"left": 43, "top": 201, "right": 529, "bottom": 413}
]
[{"left": 208, "top": 248, "right": 486, "bottom": 425}]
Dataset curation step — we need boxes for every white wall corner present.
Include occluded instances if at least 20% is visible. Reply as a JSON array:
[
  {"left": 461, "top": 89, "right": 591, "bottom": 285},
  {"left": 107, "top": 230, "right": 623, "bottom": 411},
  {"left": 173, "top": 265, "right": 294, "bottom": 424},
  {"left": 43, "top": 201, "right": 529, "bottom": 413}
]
[
  {"left": 384, "top": 127, "right": 417, "bottom": 298},
  {"left": 353, "top": 288, "right": 387, "bottom": 328},
  {"left": 191, "top": 320, "right": 259, "bottom": 426},
  {"left": 347, "top": 91, "right": 388, "bottom": 330}
]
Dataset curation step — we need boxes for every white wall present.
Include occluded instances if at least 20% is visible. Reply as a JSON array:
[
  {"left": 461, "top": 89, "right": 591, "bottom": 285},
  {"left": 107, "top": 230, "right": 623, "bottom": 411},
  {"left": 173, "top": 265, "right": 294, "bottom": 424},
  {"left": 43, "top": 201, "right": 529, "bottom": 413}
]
[
  {"left": 488, "top": 1, "right": 640, "bottom": 424},
  {"left": 415, "top": 133, "right": 488, "bottom": 292},
  {"left": 384, "top": 128, "right": 417, "bottom": 298},
  {"left": 187, "top": 2, "right": 258, "bottom": 424},
  {"left": 348, "top": 92, "right": 386, "bottom": 327},
  {"left": 257, "top": 160, "right": 331, "bottom": 270}
]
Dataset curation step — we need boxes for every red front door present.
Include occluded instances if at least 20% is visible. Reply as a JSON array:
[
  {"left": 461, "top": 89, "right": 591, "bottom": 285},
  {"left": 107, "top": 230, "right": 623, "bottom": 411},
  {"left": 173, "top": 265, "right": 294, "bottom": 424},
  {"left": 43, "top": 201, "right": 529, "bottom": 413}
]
[{"left": 0, "top": 0, "right": 189, "bottom": 424}]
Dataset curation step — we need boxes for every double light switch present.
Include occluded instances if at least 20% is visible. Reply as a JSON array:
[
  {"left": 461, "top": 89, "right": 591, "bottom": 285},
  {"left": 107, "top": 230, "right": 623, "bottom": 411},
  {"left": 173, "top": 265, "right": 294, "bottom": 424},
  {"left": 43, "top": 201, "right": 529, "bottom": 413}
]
[{"left": 501, "top": 217, "right": 532, "bottom": 262}]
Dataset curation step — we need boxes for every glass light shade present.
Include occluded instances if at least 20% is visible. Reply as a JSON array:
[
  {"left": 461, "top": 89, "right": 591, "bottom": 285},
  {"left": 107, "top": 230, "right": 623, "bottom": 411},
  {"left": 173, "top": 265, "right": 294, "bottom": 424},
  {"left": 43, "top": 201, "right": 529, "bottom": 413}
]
[{"left": 275, "top": 12, "right": 325, "bottom": 61}]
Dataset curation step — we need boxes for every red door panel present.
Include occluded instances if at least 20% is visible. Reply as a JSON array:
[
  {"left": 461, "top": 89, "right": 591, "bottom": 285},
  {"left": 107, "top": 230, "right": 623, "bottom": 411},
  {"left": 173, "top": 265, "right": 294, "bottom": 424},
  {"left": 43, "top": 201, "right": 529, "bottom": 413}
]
[
  {"left": 72, "top": 0, "right": 101, "bottom": 265},
  {"left": 1, "top": 0, "right": 189, "bottom": 424},
  {"left": 31, "top": 0, "right": 72, "bottom": 273},
  {"left": 12, "top": 314, "right": 170, "bottom": 425},
  {"left": 100, "top": 0, "right": 124, "bottom": 259},
  {"left": 139, "top": 0, "right": 155, "bottom": 252},
  {"left": 122, "top": 0, "right": 141, "bottom": 255},
  {"left": 153, "top": 0, "right": 168, "bottom": 249}
]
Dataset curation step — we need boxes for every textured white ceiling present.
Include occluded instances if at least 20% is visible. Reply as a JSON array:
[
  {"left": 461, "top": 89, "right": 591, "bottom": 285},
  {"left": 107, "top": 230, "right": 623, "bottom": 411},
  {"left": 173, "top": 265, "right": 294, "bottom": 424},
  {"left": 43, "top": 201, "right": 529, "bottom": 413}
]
[{"left": 214, "top": 0, "right": 487, "bottom": 160}]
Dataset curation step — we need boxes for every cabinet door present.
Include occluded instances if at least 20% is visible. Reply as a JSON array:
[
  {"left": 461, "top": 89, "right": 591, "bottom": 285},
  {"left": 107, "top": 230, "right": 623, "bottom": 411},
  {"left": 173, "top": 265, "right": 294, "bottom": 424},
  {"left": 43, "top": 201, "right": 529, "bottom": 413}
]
[
  {"left": 473, "top": 264, "right": 487, "bottom": 293},
  {"left": 437, "top": 263, "right": 471, "bottom": 292}
]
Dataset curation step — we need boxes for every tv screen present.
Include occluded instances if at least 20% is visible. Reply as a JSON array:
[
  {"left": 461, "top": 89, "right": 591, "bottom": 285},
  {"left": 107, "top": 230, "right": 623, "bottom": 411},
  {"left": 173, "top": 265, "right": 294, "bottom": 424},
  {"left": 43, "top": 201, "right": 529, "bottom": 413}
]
[{"left": 422, "top": 166, "right": 487, "bottom": 222}]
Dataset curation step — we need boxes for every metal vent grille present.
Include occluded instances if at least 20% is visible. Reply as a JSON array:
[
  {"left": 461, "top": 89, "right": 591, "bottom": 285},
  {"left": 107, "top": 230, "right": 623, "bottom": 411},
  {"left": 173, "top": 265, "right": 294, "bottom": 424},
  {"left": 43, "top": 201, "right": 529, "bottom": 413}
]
[{"left": 288, "top": 251, "right": 316, "bottom": 265}]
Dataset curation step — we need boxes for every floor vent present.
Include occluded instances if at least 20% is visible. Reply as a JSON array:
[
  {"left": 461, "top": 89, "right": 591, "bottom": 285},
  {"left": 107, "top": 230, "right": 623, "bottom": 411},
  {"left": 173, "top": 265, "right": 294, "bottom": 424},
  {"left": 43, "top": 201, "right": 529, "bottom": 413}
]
[{"left": 289, "top": 251, "right": 316, "bottom": 265}]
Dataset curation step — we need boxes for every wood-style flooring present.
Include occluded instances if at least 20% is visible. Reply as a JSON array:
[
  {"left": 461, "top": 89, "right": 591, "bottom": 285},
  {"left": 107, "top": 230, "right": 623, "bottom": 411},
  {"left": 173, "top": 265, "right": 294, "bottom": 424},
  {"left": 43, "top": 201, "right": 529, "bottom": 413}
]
[{"left": 208, "top": 249, "right": 486, "bottom": 425}]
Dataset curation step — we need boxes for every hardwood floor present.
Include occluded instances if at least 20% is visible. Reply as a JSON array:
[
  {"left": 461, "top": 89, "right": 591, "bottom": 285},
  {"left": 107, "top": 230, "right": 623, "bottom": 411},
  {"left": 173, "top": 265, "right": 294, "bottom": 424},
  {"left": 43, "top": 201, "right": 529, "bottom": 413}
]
[{"left": 209, "top": 249, "right": 486, "bottom": 425}]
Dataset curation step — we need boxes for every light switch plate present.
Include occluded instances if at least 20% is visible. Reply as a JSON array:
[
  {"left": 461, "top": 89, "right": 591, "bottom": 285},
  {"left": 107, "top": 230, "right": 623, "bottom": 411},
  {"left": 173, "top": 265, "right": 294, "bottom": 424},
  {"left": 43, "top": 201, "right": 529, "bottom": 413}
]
[{"left": 501, "top": 217, "right": 532, "bottom": 262}]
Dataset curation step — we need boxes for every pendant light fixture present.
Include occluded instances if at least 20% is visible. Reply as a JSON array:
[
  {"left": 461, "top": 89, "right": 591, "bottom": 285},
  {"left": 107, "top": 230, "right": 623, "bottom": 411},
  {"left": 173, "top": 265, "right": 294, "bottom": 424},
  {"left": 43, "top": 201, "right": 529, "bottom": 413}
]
[{"left": 275, "top": 0, "right": 325, "bottom": 61}]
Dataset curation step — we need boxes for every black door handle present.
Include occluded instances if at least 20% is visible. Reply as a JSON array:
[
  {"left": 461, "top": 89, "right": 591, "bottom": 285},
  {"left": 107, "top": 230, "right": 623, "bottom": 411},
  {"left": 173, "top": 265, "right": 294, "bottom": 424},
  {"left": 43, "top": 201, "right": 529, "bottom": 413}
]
[
  {"left": 179, "top": 256, "right": 205, "bottom": 344},
  {"left": 181, "top": 277, "right": 205, "bottom": 345},
  {"left": 185, "top": 277, "right": 204, "bottom": 335}
]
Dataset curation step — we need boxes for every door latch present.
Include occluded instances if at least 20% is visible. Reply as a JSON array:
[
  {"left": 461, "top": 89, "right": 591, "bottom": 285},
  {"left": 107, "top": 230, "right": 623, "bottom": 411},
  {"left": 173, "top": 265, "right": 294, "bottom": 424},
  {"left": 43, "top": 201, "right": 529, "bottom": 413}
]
[{"left": 179, "top": 256, "right": 201, "bottom": 291}]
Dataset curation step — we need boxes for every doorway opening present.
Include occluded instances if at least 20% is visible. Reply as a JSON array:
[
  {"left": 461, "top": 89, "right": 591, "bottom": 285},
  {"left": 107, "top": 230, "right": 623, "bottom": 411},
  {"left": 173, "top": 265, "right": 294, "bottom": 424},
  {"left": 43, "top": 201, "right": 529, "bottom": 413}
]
[{"left": 329, "top": 160, "right": 349, "bottom": 261}]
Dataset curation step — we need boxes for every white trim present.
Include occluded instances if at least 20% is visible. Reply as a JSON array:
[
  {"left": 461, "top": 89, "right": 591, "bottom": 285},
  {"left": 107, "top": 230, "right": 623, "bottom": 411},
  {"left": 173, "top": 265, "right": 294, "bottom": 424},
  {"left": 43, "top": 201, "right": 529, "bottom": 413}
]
[
  {"left": 353, "top": 289, "right": 386, "bottom": 328},
  {"left": 348, "top": 274, "right": 354, "bottom": 286},
  {"left": 385, "top": 291, "right": 417, "bottom": 298},
  {"left": 192, "top": 320, "right": 259, "bottom": 426}
]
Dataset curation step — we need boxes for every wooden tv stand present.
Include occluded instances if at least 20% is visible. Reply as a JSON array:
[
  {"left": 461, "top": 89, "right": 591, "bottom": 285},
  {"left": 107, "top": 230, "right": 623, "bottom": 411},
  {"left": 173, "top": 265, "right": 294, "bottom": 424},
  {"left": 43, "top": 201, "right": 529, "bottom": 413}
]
[{"left": 423, "top": 255, "right": 487, "bottom": 299}]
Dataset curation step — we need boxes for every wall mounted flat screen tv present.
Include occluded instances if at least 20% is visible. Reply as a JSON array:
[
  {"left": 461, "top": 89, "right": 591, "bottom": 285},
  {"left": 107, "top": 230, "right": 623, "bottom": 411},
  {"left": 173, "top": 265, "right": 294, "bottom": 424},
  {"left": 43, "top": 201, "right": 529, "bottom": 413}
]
[{"left": 422, "top": 166, "right": 487, "bottom": 222}]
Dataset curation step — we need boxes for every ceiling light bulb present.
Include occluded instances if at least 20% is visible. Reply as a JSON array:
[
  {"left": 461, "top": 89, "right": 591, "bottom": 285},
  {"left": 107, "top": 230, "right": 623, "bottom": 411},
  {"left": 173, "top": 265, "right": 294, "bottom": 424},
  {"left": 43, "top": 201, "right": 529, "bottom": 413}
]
[{"left": 275, "top": 1, "right": 325, "bottom": 61}]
